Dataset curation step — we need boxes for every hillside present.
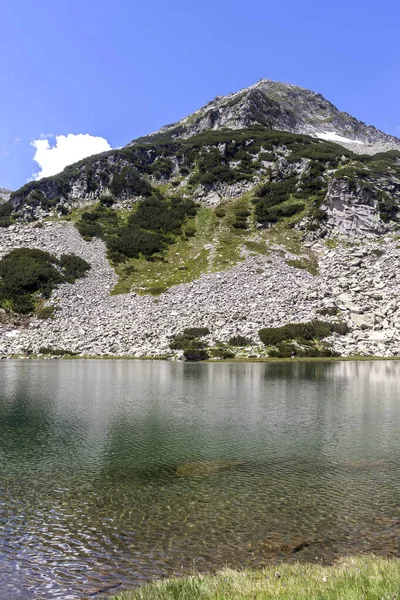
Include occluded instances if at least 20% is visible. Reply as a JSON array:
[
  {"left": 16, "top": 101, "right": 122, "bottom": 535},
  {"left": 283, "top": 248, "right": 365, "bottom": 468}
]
[{"left": 1, "top": 80, "right": 400, "bottom": 359}]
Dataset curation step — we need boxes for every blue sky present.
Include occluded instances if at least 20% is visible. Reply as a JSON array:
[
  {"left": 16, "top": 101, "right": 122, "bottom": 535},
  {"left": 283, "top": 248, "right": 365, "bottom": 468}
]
[{"left": 1, "top": 0, "right": 399, "bottom": 190}]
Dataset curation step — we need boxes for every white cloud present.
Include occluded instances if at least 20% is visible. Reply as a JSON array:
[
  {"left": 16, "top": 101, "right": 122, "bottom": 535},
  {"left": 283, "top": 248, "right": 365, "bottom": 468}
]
[{"left": 31, "top": 133, "right": 112, "bottom": 179}]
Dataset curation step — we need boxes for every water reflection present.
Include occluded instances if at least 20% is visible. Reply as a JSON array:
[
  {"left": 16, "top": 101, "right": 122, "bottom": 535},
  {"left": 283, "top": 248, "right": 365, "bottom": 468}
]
[{"left": 0, "top": 360, "right": 399, "bottom": 598}]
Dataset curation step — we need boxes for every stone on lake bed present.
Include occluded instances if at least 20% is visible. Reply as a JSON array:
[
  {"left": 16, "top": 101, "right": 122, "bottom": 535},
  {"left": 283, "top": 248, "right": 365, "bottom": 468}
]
[{"left": 176, "top": 459, "right": 240, "bottom": 477}]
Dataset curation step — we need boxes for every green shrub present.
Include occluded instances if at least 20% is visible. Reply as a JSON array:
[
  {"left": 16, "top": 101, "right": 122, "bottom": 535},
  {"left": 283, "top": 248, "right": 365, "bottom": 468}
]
[
  {"left": 232, "top": 220, "right": 248, "bottom": 229},
  {"left": 0, "top": 202, "right": 13, "bottom": 226},
  {"left": 76, "top": 220, "right": 102, "bottom": 240},
  {"left": 229, "top": 335, "right": 252, "bottom": 346},
  {"left": 183, "top": 348, "right": 209, "bottom": 361},
  {"left": 268, "top": 342, "right": 296, "bottom": 358},
  {"left": 183, "top": 327, "right": 210, "bottom": 338},
  {"left": 259, "top": 320, "right": 348, "bottom": 346},
  {"left": 59, "top": 254, "right": 90, "bottom": 283},
  {"left": 316, "top": 307, "right": 338, "bottom": 316},
  {"left": 150, "top": 157, "right": 174, "bottom": 178},
  {"left": 110, "top": 166, "right": 153, "bottom": 197},
  {"left": 170, "top": 337, "right": 204, "bottom": 350},
  {"left": 0, "top": 201, "right": 12, "bottom": 217},
  {"left": 170, "top": 327, "right": 210, "bottom": 351},
  {"left": 39, "top": 347, "right": 78, "bottom": 356},
  {"left": 268, "top": 341, "right": 340, "bottom": 358},
  {"left": 0, "top": 248, "right": 91, "bottom": 314},
  {"left": 210, "top": 348, "right": 235, "bottom": 359},
  {"left": 103, "top": 194, "right": 198, "bottom": 262},
  {"left": 215, "top": 207, "right": 226, "bottom": 218}
]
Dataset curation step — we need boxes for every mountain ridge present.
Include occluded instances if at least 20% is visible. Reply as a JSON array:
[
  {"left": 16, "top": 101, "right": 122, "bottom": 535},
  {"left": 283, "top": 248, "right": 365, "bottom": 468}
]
[{"left": 139, "top": 79, "right": 400, "bottom": 155}]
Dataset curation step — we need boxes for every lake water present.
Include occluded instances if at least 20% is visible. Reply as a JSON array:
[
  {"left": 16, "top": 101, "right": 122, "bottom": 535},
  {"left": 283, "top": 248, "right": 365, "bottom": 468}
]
[{"left": 0, "top": 360, "right": 399, "bottom": 598}]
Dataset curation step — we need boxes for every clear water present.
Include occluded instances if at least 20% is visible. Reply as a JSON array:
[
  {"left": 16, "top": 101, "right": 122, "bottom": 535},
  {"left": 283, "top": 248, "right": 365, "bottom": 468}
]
[{"left": 0, "top": 359, "right": 399, "bottom": 598}]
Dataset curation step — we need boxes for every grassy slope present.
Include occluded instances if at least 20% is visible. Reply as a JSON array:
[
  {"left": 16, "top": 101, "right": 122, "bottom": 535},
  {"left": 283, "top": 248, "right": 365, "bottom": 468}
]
[
  {"left": 113, "top": 556, "right": 400, "bottom": 599},
  {"left": 111, "top": 194, "right": 318, "bottom": 296}
]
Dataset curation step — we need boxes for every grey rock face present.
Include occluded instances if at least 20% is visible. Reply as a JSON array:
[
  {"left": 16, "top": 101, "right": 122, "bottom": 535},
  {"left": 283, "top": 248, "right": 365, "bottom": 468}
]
[{"left": 323, "top": 179, "right": 387, "bottom": 237}]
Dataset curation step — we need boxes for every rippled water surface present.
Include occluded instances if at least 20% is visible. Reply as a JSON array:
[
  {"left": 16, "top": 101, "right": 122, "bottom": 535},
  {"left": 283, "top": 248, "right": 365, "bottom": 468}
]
[{"left": 0, "top": 360, "right": 399, "bottom": 598}]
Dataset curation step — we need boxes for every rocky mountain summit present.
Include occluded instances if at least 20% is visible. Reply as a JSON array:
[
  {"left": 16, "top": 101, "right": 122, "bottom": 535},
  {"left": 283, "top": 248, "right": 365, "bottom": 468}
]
[
  {"left": 2, "top": 79, "right": 400, "bottom": 359},
  {"left": 145, "top": 79, "right": 400, "bottom": 155}
]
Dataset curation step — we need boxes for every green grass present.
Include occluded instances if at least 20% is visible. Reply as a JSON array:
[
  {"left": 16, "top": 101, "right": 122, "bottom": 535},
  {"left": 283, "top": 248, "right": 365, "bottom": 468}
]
[
  {"left": 112, "top": 556, "right": 400, "bottom": 600},
  {"left": 111, "top": 194, "right": 319, "bottom": 295}
]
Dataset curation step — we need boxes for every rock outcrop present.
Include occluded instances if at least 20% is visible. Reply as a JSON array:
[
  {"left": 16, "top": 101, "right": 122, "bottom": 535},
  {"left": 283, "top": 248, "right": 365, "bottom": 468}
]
[{"left": 322, "top": 179, "right": 387, "bottom": 237}]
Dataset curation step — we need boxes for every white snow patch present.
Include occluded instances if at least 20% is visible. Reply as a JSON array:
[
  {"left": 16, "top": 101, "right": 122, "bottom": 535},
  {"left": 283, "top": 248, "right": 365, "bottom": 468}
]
[{"left": 317, "top": 131, "right": 363, "bottom": 145}]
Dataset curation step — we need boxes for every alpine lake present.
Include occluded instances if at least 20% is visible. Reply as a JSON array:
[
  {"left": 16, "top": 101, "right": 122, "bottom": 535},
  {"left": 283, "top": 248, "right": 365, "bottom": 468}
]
[{"left": 0, "top": 359, "right": 399, "bottom": 598}]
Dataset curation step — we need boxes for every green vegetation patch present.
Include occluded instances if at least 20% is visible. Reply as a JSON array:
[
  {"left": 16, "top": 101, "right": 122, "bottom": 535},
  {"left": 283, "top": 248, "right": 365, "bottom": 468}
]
[
  {"left": 39, "top": 347, "right": 78, "bottom": 357},
  {"left": 229, "top": 335, "right": 252, "bottom": 347},
  {"left": 75, "top": 193, "right": 197, "bottom": 264},
  {"left": 169, "top": 327, "right": 211, "bottom": 361},
  {"left": 259, "top": 320, "right": 349, "bottom": 346},
  {"left": 0, "top": 201, "right": 14, "bottom": 228},
  {"left": 112, "top": 555, "right": 400, "bottom": 600},
  {"left": 0, "top": 248, "right": 90, "bottom": 314}
]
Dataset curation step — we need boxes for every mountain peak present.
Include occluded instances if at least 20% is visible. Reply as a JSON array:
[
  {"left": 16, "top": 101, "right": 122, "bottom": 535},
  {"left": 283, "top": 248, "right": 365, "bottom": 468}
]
[{"left": 143, "top": 79, "right": 400, "bottom": 155}]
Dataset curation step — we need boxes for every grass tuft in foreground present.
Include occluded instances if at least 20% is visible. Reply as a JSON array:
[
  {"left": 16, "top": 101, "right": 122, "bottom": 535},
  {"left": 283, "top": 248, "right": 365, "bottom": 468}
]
[{"left": 112, "top": 556, "right": 400, "bottom": 600}]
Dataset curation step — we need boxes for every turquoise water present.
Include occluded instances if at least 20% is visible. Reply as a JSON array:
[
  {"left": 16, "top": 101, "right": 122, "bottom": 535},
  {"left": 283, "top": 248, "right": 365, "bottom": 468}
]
[{"left": 0, "top": 360, "right": 399, "bottom": 598}]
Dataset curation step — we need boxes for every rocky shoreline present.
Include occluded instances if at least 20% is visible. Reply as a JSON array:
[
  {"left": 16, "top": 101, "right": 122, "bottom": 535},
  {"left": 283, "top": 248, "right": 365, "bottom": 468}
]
[{"left": 1, "top": 221, "right": 400, "bottom": 359}]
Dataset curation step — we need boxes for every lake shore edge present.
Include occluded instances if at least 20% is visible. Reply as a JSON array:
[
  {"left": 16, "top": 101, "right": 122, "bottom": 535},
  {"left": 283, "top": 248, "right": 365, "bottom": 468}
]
[
  {"left": 3, "top": 353, "right": 400, "bottom": 362},
  {"left": 111, "top": 555, "right": 400, "bottom": 599}
]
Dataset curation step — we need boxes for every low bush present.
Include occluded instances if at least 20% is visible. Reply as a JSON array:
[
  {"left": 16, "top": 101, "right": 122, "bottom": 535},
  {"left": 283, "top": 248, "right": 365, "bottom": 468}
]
[
  {"left": 59, "top": 254, "right": 91, "bottom": 283},
  {"left": 39, "top": 347, "right": 78, "bottom": 356},
  {"left": 232, "top": 220, "right": 248, "bottom": 229},
  {"left": 170, "top": 337, "right": 206, "bottom": 350},
  {"left": 235, "top": 209, "right": 251, "bottom": 218},
  {"left": 317, "top": 307, "right": 338, "bottom": 316},
  {"left": 215, "top": 207, "right": 226, "bottom": 218},
  {"left": 170, "top": 327, "right": 210, "bottom": 352},
  {"left": 259, "top": 320, "right": 348, "bottom": 346},
  {"left": 268, "top": 340, "right": 339, "bottom": 358},
  {"left": 0, "top": 201, "right": 12, "bottom": 218},
  {"left": 210, "top": 348, "right": 235, "bottom": 359},
  {"left": 0, "top": 248, "right": 90, "bottom": 314},
  {"left": 268, "top": 342, "right": 296, "bottom": 358},
  {"left": 183, "top": 327, "right": 210, "bottom": 338},
  {"left": 0, "top": 202, "right": 13, "bottom": 227},
  {"left": 183, "top": 348, "right": 209, "bottom": 361},
  {"left": 110, "top": 166, "right": 153, "bottom": 197},
  {"left": 149, "top": 157, "right": 174, "bottom": 178},
  {"left": 229, "top": 335, "right": 252, "bottom": 346}
]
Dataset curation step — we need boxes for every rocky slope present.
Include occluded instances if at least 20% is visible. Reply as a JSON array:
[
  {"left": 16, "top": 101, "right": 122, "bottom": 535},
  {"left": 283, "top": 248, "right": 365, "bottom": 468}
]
[
  {"left": 1, "top": 221, "right": 400, "bottom": 358},
  {"left": 2, "top": 80, "right": 400, "bottom": 359}
]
